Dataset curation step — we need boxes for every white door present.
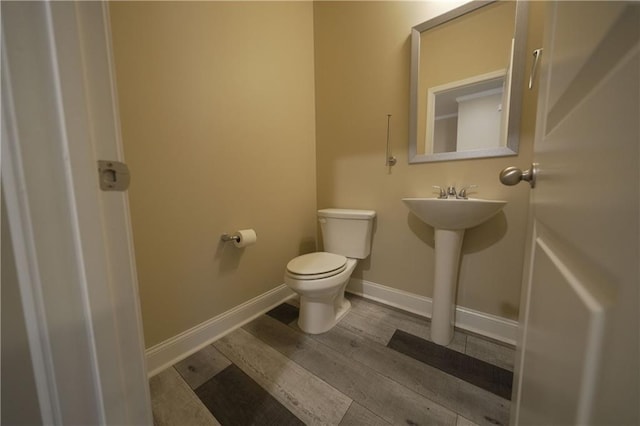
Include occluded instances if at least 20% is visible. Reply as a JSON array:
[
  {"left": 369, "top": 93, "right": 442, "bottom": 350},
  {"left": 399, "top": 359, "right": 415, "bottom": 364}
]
[
  {"left": 512, "top": 2, "right": 639, "bottom": 425},
  {"left": 2, "top": 2, "right": 152, "bottom": 424}
]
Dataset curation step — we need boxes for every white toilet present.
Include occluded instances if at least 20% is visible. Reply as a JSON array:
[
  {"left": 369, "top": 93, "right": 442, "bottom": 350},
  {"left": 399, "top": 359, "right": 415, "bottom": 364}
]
[{"left": 285, "top": 208, "right": 376, "bottom": 334}]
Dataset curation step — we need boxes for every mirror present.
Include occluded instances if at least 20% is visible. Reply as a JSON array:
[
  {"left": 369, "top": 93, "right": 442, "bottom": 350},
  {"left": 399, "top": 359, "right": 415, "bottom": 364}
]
[{"left": 409, "top": 1, "right": 529, "bottom": 163}]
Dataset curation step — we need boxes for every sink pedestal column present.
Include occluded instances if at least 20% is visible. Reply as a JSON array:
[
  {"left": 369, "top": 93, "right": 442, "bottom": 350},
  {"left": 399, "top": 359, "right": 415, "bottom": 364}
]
[{"left": 431, "top": 228, "right": 465, "bottom": 345}]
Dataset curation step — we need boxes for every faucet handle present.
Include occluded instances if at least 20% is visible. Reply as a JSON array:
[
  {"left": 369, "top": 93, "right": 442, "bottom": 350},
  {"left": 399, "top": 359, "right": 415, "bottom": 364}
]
[
  {"left": 432, "top": 185, "right": 447, "bottom": 199},
  {"left": 458, "top": 185, "right": 478, "bottom": 199}
]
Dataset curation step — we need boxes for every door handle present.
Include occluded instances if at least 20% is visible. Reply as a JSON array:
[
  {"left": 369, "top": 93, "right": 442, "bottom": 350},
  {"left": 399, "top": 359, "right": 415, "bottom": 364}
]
[
  {"left": 499, "top": 164, "right": 538, "bottom": 188},
  {"left": 528, "top": 48, "right": 543, "bottom": 90}
]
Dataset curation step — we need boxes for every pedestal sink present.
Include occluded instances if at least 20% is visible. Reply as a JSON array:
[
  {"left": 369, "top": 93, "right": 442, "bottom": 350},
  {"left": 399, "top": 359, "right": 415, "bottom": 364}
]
[{"left": 402, "top": 197, "right": 506, "bottom": 345}]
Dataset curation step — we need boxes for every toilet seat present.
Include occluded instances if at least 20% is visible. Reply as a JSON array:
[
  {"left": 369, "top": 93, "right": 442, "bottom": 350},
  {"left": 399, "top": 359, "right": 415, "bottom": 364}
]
[{"left": 286, "top": 252, "right": 347, "bottom": 280}]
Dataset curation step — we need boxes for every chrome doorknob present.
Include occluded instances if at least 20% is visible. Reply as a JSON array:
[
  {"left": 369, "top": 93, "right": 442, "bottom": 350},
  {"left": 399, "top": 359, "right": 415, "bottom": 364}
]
[{"left": 499, "top": 164, "right": 538, "bottom": 188}]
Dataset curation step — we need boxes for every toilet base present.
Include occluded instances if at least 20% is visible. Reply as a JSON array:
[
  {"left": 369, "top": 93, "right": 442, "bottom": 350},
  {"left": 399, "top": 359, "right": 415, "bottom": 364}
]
[{"left": 298, "top": 296, "right": 351, "bottom": 334}]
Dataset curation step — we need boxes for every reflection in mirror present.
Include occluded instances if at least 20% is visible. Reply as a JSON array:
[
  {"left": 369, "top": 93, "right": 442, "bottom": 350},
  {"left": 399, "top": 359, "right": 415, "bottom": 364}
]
[
  {"left": 409, "top": 1, "right": 528, "bottom": 163},
  {"left": 428, "top": 70, "right": 507, "bottom": 154}
]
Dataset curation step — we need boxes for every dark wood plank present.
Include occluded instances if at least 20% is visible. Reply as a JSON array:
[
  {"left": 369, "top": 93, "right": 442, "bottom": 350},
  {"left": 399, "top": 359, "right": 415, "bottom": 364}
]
[
  {"left": 195, "top": 364, "right": 303, "bottom": 426},
  {"left": 266, "top": 303, "right": 299, "bottom": 325},
  {"left": 388, "top": 330, "right": 513, "bottom": 400}
]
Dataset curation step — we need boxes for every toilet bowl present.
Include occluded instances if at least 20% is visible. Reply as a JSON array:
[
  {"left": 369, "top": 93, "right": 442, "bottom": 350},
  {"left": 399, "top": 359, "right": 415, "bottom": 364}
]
[
  {"left": 285, "top": 253, "right": 357, "bottom": 334},
  {"left": 284, "top": 208, "right": 375, "bottom": 334}
]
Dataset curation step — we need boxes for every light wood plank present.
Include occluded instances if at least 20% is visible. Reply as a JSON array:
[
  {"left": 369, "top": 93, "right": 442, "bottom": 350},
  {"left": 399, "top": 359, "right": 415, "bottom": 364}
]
[
  {"left": 243, "top": 315, "right": 458, "bottom": 425},
  {"left": 339, "top": 402, "right": 391, "bottom": 426},
  {"left": 149, "top": 368, "right": 220, "bottom": 426},
  {"left": 174, "top": 344, "right": 231, "bottom": 389},
  {"left": 214, "top": 328, "right": 352, "bottom": 426},
  {"left": 337, "top": 310, "right": 397, "bottom": 345},
  {"left": 457, "top": 415, "right": 481, "bottom": 426},
  {"left": 346, "top": 295, "right": 467, "bottom": 352},
  {"left": 465, "top": 335, "right": 515, "bottom": 371}
]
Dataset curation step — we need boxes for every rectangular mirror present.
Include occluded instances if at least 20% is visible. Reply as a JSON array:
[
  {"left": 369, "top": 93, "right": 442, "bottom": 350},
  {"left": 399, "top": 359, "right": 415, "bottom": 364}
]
[{"left": 409, "top": 0, "right": 529, "bottom": 163}]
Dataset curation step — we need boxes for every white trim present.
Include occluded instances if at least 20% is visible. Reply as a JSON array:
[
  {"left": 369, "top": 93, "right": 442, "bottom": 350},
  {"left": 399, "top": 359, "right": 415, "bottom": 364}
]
[
  {"left": 2, "top": 3, "right": 152, "bottom": 423},
  {"left": 435, "top": 112, "right": 459, "bottom": 121},
  {"left": 347, "top": 279, "right": 518, "bottom": 345},
  {"left": 430, "top": 69, "right": 507, "bottom": 96},
  {"left": 455, "top": 86, "right": 503, "bottom": 103},
  {"left": 1, "top": 37, "right": 59, "bottom": 425},
  {"left": 145, "top": 285, "right": 295, "bottom": 377}
]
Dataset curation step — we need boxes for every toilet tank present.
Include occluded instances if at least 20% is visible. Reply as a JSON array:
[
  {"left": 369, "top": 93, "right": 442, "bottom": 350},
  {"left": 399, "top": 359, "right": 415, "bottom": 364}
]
[{"left": 318, "top": 208, "right": 376, "bottom": 259}]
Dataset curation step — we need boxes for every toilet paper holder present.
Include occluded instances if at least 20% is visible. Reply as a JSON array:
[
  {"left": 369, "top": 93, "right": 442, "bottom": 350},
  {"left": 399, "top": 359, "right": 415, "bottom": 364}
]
[
  {"left": 220, "top": 233, "right": 241, "bottom": 243},
  {"left": 220, "top": 229, "right": 257, "bottom": 248}
]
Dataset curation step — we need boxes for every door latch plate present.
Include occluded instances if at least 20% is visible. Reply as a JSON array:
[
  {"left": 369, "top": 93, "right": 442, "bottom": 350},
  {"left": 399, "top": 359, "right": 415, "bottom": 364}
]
[{"left": 98, "top": 160, "right": 130, "bottom": 191}]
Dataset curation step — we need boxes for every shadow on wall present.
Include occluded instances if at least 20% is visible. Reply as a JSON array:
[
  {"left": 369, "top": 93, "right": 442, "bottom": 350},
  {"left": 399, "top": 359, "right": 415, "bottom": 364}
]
[
  {"left": 405, "top": 211, "right": 507, "bottom": 253},
  {"left": 499, "top": 301, "right": 519, "bottom": 319},
  {"left": 214, "top": 241, "right": 245, "bottom": 275},
  {"left": 298, "top": 237, "right": 317, "bottom": 257},
  {"left": 345, "top": 218, "right": 378, "bottom": 280},
  {"left": 463, "top": 213, "right": 507, "bottom": 254}
]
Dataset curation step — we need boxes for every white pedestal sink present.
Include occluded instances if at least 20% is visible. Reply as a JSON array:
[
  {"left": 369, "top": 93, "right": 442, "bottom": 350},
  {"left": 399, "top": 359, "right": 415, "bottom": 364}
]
[{"left": 402, "top": 198, "right": 506, "bottom": 345}]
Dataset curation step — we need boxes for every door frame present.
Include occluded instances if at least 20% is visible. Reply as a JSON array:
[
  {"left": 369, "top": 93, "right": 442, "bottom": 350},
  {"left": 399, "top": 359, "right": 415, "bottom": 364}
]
[{"left": 1, "top": 2, "right": 151, "bottom": 424}]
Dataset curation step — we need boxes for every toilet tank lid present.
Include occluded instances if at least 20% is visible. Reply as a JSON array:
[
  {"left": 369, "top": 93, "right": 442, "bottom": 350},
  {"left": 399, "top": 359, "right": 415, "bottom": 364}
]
[{"left": 318, "top": 208, "right": 376, "bottom": 219}]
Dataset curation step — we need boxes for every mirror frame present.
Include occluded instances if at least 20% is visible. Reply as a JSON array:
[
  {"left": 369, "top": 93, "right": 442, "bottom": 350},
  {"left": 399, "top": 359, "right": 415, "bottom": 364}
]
[{"left": 409, "top": 0, "right": 529, "bottom": 164}]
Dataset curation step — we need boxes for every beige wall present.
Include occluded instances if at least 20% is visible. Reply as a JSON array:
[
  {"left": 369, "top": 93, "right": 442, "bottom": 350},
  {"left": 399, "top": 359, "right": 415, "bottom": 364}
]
[
  {"left": 111, "top": 1, "right": 544, "bottom": 348},
  {"left": 109, "top": 1, "right": 317, "bottom": 347},
  {"left": 314, "top": 1, "right": 544, "bottom": 320}
]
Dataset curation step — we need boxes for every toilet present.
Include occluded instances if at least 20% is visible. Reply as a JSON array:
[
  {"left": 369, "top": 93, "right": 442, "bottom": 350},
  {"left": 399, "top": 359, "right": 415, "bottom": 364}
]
[{"left": 285, "top": 208, "right": 376, "bottom": 334}]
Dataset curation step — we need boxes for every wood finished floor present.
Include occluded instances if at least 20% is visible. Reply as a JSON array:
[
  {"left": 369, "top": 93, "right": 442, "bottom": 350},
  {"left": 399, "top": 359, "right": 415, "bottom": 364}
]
[{"left": 150, "top": 294, "right": 515, "bottom": 426}]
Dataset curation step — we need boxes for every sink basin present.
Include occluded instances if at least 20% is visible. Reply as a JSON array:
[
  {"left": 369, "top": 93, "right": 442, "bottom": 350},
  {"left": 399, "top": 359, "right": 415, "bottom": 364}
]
[
  {"left": 402, "top": 197, "right": 506, "bottom": 230},
  {"left": 402, "top": 196, "right": 507, "bottom": 346}
]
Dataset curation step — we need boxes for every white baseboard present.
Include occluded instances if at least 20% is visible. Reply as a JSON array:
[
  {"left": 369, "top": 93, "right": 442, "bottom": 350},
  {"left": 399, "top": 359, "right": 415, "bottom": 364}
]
[
  {"left": 347, "top": 278, "right": 518, "bottom": 346},
  {"left": 145, "top": 284, "right": 294, "bottom": 377},
  {"left": 146, "top": 279, "right": 517, "bottom": 377}
]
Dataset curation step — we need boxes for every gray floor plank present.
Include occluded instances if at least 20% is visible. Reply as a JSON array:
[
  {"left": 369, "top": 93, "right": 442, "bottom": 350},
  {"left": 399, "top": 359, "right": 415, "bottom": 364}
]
[
  {"left": 244, "top": 314, "right": 458, "bottom": 426},
  {"left": 337, "top": 309, "right": 397, "bottom": 345},
  {"left": 196, "top": 364, "right": 303, "bottom": 426},
  {"left": 339, "top": 402, "right": 391, "bottom": 426},
  {"left": 312, "top": 322, "right": 510, "bottom": 426},
  {"left": 214, "top": 328, "right": 352, "bottom": 426},
  {"left": 150, "top": 367, "right": 220, "bottom": 426},
  {"left": 388, "top": 330, "right": 513, "bottom": 400},
  {"left": 457, "top": 415, "right": 481, "bottom": 426},
  {"left": 346, "top": 294, "right": 467, "bottom": 352},
  {"left": 174, "top": 344, "right": 232, "bottom": 389},
  {"left": 151, "top": 297, "right": 515, "bottom": 426},
  {"left": 465, "top": 335, "right": 515, "bottom": 372}
]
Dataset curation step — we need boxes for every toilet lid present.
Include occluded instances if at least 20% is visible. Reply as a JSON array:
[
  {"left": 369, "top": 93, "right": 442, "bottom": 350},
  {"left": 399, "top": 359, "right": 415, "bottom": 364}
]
[{"left": 286, "top": 252, "right": 347, "bottom": 279}]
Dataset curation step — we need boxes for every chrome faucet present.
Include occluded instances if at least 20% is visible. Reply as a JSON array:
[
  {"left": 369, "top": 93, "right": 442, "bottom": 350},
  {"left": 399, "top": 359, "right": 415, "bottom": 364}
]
[
  {"left": 434, "top": 184, "right": 477, "bottom": 199},
  {"left": 432, "top": 186, "right": 447, "bottom": 199},
  {"left": 457, "top": 185, "right": 478, "bottom": 199}
]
